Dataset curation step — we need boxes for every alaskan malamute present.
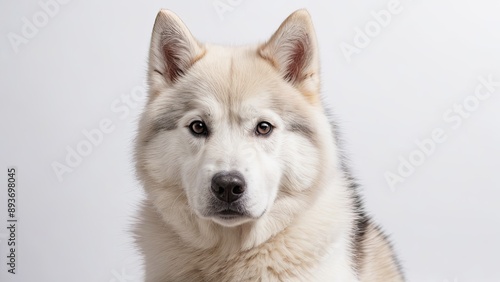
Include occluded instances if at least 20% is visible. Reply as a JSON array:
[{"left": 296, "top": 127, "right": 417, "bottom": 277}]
[{"left": 134, "top": 9, "right": 404, "bottom": 281}]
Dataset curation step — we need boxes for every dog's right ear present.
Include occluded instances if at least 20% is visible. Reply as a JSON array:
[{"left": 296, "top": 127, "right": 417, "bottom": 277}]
[
  {"left": 148, "top": 10, "right": 204, "bottom": 87},
  {"left": 259, "top": 10, "right": 320, "bottom": 103}
]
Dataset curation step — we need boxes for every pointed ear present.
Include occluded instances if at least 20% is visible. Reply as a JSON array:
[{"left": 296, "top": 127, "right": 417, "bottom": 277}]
[
  {"left": 148, "top": 10, "right": 205, "bottom": 86},
  {"left": 259, "top": 10, "right": 320, "bottom": 97}
]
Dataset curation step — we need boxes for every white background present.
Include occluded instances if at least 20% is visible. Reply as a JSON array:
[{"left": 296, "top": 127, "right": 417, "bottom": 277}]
[{"left": 1, "top": 0, "right": 499, "bottom": 281}]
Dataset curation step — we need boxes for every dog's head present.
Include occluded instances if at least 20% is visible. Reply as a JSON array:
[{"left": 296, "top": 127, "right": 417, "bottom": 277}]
[{"left": 136, "top": 10, "right": 331, "bottom": 229}]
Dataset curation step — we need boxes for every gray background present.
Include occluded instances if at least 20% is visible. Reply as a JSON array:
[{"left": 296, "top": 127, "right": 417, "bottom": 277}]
[{"left": 1, "top": 0, "right": 499, "bottom": 281}]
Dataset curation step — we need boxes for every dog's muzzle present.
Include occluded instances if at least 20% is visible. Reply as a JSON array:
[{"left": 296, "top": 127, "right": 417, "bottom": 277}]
[{"left": 208, "top": 170, "right": 250, "bottom": 220}]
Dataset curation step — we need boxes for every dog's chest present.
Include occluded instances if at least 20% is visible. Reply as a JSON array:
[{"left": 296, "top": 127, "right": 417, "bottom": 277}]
[
  {"left": 190, "top": 236, "right": 357, "bottom": 282},
  {"left": 198, "top": 246, "right": 315, "bottom": 281}
]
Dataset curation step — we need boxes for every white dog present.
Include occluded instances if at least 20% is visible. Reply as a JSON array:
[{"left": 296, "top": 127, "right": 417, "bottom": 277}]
[{"left": 134, "top": 9, "right": 404, "bottom": 281}]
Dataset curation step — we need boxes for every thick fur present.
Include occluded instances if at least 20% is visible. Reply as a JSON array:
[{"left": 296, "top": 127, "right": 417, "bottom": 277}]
[{"left": 134, "top": 9, "right": 404, "bottom": 282}]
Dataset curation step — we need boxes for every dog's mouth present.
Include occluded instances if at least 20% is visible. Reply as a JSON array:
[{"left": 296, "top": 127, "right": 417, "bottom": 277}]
[
  {"left": 205, "top": 206, "right": 266, "bottom": 227},
  {"left": 208, "top": 207, "right": 253, "bottom": 226},
  {"left": 216, "top": 209, "right": 245, "bottom": 218},
  {"left": 204, "top": 199, "right": 265, "bottom": 226}
]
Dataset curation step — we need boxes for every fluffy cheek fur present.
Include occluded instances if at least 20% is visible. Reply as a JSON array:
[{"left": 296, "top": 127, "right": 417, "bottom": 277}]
[
  {"left": 280, "top": 132, "right": 321, "bottom": 193},
  {"left": 143, "top": 130, "right": 185, "bottom": 186}
]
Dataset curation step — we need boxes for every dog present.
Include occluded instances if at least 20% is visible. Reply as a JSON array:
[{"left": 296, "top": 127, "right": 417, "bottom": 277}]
[{"left": 134, "top": 9, "right": 404, "bottom": 281}]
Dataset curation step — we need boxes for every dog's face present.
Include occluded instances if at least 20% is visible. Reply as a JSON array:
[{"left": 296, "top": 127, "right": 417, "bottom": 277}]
[{"left": 137, "top": 10, "right": 325, "bottom": 228}]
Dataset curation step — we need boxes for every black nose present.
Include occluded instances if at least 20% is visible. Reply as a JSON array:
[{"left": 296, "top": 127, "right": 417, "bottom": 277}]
[{"left": 211, "top": 171, "right": 246, "bottom": 203}]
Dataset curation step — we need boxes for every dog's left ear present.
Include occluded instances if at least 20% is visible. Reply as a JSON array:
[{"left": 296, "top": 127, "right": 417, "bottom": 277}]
[
  {"left": 259, "top": 9, "right": 320, "bottom": 100},
  {"left": 148, "top": 10, "right": 205, "bottom": 88}
]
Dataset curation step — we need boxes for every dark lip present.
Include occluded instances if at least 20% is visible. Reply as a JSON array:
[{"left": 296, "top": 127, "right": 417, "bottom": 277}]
[{"left": 217, "top": 209, "right": 244, "bottom": 216}]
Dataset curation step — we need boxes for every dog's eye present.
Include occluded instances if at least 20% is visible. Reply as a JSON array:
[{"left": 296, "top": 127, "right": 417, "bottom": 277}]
[
  {"left": 256, "top": 121, "right": 273, "bottom": 136},
  {"left": 189, "top": 121, "right": 207, "bottom": 136}
]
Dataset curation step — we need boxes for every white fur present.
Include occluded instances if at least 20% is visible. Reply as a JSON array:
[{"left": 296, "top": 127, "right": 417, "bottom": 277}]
[{"left": 134, "top": 9, "right": 404, "bottom": 282}]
